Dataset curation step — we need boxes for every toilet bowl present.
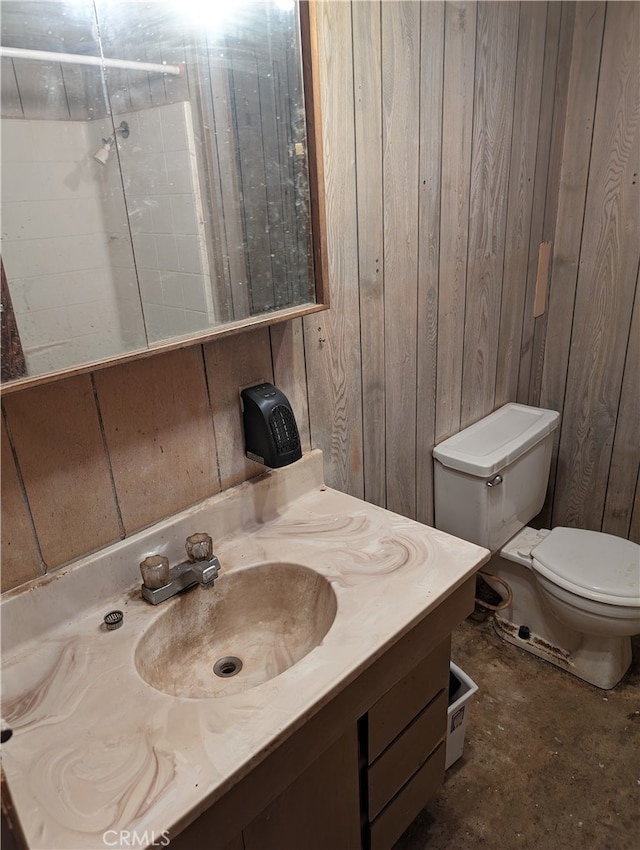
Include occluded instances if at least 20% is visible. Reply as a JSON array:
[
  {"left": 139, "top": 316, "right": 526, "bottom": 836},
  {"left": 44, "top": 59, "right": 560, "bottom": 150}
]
[
  {"left": 433, "top": 403, "right": 640, "bottom": 689},
  {"left": 531, "top": 527, "right": 640, "bottom": 637}
]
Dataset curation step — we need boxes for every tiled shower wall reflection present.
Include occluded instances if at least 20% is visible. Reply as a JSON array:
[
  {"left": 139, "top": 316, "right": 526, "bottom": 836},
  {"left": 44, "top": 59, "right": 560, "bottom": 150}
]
[
  {"left": 1, "top": 117, "right": 144, "bottom": 374},
  {"left": 1, "top": 101, "right": 215, "bottom": 374},
  {"left": 116, "top": 101, "right": 216, "bottom": 342}
]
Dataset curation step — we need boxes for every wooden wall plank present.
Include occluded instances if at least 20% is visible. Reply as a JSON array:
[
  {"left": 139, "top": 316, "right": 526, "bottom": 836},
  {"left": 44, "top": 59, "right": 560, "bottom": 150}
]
[
  {"left": 525, "top": 1, "right": 575, "bottom": 408},
  {"left": 158, "top": 35, "right": 192, "bottom": 108},
  {"left": 435, "top": 2, "right": 476, "bottom": 444},
  {"left": 200, "top": 50, "right": 250, "bottom": 321},
  {"left": 461, "top": 0, "right": 519, "bottom": 428},
  {"left": 2, "top": 1, "right": 103, "bottom": 119},
  {"left": 1, "top": 59, "right": 24, "bottom": 117},
  {"left": 12, "top": 61, "right": 70, "bottom": 119},
  {"left": 275, "top": 20, "right": 303, "bottom": 308},
  {"left": 602, "top": 268, "right": 640, "bottom": 538},
  {"left": 538, "top": 2, "right": 606, "bottom": 521},
  {"left": 225, "top": 9, "right": 305, "bottom": 316},
  {"left": 270, "top": 319, "right": 311, "bottom": 453},
  {"left": 353, "top": 0, "right": 385, "bottom": 510},
  {"left": 99, "top": 13, "right": 190, "bottom": 114},
  {"left": 553, "top": 0, "right": 640, "bottom": 530},
  {"left": 518, "top": 3, "right": 565, "bottom": 405},
  {"left": 95, "top": 347, "right": 219, "bottom": 533},
  {"left": 495, "top": 2, "right": 547, "bottom": 408},
  {"left": 382, "top": 0, "right": 421, "bottom": 519},
  {"left": 61, "top": 65, "right": 94, "bottom": 121},
  {"left": 416, "top": 1, "right": 444, "bottom": 526},
  {"left": 259, "top": 34, "right": 291, "bottom": 310},
  {"left": 2, "top": 375, "right": 121, "bottom": 568},
  {"left": 204, "top": 329, "right": 274, "bottom": 490},
  {"left": 142, "top": 24, "right": 173, "bottom": 108},
  {"left": 233, "top": 54, "right": 274, "bottom": 313},
  {"left": 0, "top": 417, "right": 42, "bottom": 591},
  {"left": 303, "top": 0, "right": 364, "bottom": 498}
]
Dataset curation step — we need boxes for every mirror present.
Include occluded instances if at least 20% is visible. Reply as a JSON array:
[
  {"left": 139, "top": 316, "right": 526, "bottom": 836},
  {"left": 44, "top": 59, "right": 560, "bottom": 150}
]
[{"left": 0, "top": 0, "right": 326, "bottom": 390}]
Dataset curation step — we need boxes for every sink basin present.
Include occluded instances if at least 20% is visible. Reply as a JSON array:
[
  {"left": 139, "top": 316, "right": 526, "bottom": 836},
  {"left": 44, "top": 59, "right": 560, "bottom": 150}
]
[{"left": 134, "top": 562, "right": 337, "bottom": 698}]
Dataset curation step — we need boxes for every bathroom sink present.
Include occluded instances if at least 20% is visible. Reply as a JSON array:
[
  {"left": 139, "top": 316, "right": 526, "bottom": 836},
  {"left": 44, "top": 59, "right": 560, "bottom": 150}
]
[{"left": 134, "top": 562, "right": 337, "bottom": 698}]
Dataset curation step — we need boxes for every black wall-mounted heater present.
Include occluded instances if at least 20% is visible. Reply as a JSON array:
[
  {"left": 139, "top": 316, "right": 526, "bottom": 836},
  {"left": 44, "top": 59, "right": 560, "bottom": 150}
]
[{"left": 241, "top": 383, "right": 302, "bottom": 468}]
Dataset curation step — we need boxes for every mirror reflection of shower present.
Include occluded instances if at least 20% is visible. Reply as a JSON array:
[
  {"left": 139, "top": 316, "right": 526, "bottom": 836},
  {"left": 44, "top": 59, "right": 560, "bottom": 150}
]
[{"left": 93, "top": 121, "right": 130, "bottom": 165}]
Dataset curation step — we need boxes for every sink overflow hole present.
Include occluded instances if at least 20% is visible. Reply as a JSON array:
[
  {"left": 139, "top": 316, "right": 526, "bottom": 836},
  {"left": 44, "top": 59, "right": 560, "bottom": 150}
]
[{"left": 213, "top": 656, "right": 243, "bottom": 678}]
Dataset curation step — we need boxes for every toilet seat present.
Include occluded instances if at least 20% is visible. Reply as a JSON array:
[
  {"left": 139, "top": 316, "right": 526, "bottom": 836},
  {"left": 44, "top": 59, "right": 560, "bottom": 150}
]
[{"left": 531, "top": 527, "right": 640, "bottom": 606}]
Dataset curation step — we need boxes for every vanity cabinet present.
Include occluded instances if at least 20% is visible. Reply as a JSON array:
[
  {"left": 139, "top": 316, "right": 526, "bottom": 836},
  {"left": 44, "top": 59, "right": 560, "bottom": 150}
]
[
  {"left": 171, "top": 576, "right": 473, "bottom": 850},
  {"left": 243, "top": 727, "right": 361, "bottom": 850},
  {"left": 365, "top": 639, "right": 450, "bottom": 850}
]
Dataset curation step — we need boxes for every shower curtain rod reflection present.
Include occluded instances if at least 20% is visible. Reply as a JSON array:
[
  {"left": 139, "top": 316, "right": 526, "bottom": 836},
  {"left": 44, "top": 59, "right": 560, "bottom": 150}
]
[{"left": 0, "top": 46, "right": 183, "bottom": 76}]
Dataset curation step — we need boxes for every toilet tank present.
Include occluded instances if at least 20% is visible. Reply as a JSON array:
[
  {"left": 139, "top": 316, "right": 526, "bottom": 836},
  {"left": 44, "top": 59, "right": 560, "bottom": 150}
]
[{"left": 433, "top": 404, "right": 560, "bottom": 551}]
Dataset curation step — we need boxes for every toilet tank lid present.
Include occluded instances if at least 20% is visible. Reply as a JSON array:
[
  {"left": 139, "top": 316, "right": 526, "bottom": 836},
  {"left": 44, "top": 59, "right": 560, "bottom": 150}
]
[
  {"left": 432, "top": 404, "right": 560, "bottom": 477},
  {"left": 531, "top": 527, "right": 640, "bottom": 604}
]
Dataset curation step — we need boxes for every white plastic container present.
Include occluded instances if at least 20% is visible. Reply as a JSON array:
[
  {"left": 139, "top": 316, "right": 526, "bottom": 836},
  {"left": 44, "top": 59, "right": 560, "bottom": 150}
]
[{"left": 446, "top": 663, "right": 479, "bottom": 769}]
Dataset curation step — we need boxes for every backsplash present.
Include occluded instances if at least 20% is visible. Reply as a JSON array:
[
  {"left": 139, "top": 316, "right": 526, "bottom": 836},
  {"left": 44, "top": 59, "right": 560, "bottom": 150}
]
[{"left": 0, "top": 321, "right": 310, "bottom": 591}]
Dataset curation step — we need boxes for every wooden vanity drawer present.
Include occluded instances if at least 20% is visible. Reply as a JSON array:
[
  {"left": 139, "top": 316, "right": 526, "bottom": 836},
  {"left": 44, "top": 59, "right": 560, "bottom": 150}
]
[
  {"left": 368, "top": 688, "right": 447, "bottom": 819},
  {"left": 369, "top": 740, "right": 446, "bottom": 850},
  {"left": 368, "top": 637, "right": 450, "bottom": 763}
]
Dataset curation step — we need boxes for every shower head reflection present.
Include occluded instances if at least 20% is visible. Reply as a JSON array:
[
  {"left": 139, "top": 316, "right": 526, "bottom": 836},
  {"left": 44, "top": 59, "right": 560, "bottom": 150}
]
[{"left": 92, "top": 121, "right": 130, "bottom": 166}]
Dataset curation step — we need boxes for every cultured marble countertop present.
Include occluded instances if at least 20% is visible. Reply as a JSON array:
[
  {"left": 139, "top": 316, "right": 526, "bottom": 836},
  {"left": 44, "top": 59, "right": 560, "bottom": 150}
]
[{"left": 0, "top": 451, "right": 489, "bottom": 850}]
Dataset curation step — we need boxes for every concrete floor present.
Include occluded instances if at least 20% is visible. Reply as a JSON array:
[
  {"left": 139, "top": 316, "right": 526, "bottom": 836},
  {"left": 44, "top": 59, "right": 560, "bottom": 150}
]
[{"left": 394, "top": 614, "right": 640, "bottom": 850}]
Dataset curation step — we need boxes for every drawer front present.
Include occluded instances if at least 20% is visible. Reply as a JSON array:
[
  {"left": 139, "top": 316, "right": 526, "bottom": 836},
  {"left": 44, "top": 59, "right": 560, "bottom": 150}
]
[
  {"left": 369, "top": 741, "right": 446, "bottom": 850},
  {"left": 368, "top": 688, "right": 447, "bottom": 819},
  {"left": 368, "top": 637, "right": 450, "bottom": 763}
]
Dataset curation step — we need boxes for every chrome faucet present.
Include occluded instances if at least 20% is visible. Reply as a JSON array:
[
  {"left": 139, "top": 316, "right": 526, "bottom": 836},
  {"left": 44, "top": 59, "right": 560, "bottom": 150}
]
[{"left": 140, "top": 533, "right": 221, "bottom": 605}]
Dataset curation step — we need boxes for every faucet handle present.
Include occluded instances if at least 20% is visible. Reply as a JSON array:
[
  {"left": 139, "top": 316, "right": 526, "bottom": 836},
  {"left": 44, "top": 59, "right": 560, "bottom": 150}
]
[
  {"left": 185, "top": 532, "right": 213, "bottom": 562},
  {"left": 140, "top": 555, "right": 170, "bottom": 589}
]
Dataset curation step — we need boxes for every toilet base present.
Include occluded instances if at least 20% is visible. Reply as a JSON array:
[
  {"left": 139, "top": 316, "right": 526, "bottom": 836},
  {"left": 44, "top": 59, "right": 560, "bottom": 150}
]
[
  {"left": 481, "top": 544, "right": 634, "bottom": 690},
  {"left": 494, "top": 613, "right": 632, "bottom": 690}
]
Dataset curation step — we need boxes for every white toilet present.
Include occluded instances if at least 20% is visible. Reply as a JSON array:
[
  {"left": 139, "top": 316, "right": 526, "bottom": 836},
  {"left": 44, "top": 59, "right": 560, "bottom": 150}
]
[{"left": 433, "top": 403, "right": 640, "bottom": 689}]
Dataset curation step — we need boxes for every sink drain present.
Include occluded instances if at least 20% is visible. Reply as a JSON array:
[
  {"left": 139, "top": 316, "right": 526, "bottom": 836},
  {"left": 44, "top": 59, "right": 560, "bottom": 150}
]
[{"left": 213, "top": 656, "right": 243, "bottom": 678}]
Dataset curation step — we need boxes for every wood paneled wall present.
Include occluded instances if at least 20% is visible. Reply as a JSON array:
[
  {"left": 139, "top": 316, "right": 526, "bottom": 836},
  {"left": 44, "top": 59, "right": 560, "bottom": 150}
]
[
  {"left": 305, "top": 0, "right": 564, "bottom": 522},
  {"left": 534, "top": 1, "right": 640, "bottom": 539},
  {"left": 2, "top": 1, "right": 638, "bottom": 594},
  {"left": 303, "top": 0, "right": 638, "bottom": 542}
]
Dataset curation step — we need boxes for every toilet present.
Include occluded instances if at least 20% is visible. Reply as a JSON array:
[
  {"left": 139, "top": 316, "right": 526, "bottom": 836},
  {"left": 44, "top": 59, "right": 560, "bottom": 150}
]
[{"left": 433, "top": 403, "right": 640, "bottom": 689}]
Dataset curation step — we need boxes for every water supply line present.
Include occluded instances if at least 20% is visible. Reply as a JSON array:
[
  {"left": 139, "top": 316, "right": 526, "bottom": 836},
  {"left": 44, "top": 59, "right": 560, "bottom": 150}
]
[{"left": 475, "top": 571, "right": 513, "bottom": 611}]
